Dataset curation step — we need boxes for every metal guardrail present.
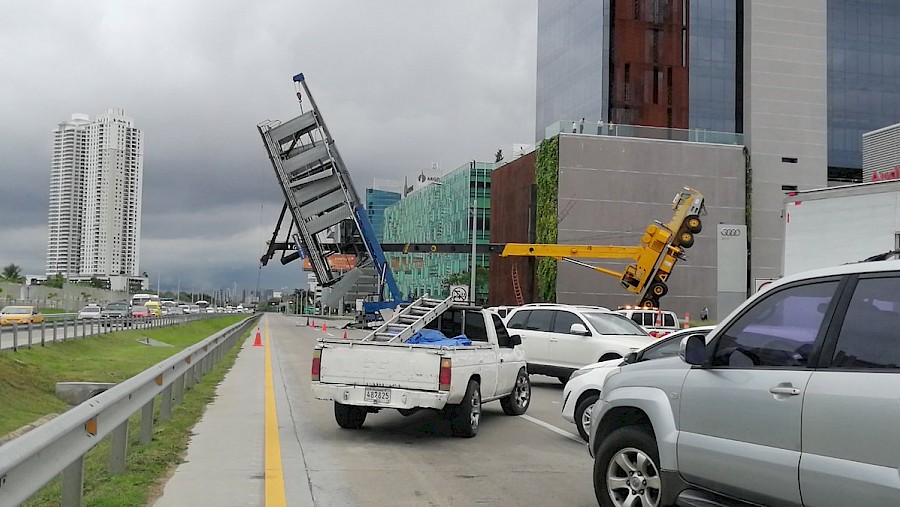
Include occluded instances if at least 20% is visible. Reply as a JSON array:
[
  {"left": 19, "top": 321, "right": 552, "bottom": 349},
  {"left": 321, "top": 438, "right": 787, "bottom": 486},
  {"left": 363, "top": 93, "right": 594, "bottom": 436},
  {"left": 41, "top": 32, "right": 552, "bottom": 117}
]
[
  {"left": 0, "top": 314, "right": 261, "bottom": 506},
  {"left": 0, "top": 312, "right": 230, "bottom": 352}
]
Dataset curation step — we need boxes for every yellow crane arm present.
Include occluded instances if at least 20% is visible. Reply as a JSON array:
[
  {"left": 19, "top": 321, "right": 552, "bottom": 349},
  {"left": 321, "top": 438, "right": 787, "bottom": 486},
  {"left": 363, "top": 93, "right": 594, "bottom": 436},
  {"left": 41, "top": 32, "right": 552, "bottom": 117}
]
[{"left": 499, "top": 243, "right": 641, "bottom": 260}]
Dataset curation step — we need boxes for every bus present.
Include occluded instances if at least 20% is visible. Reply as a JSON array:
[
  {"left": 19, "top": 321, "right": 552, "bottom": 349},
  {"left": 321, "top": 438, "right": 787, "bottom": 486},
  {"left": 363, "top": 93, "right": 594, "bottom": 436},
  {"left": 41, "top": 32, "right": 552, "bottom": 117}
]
[
  {"left": 196, "top": 300, "right": 210, "bottom": 313},
  {"left": 130, "top": 293, "right": 152, "bottom": 308}
]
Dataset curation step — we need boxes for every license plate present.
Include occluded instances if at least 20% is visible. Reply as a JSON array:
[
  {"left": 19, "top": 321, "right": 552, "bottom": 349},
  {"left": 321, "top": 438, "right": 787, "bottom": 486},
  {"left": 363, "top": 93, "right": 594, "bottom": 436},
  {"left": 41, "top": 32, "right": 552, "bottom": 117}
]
[{"left": 364, "top": 387, "right": 391, "bottom": 403}]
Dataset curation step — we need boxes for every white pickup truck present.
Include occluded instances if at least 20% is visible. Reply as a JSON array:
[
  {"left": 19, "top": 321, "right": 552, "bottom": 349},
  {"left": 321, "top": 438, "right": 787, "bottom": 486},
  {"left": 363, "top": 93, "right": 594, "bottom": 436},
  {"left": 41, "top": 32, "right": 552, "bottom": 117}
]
[{"left": 311, "top": 303, "right": 530, "bottom": 437}]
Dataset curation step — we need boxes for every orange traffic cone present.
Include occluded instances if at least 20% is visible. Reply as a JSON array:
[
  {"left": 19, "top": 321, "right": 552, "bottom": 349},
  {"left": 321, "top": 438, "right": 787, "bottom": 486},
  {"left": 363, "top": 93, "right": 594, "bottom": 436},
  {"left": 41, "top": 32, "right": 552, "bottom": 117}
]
[
  {"left": 342, "top": 330, "right": 348, "bottom": 340},
  {"left": 322, "top": 322, "right": 327, "bottom": 332},
  {"left": 252, "top": 327, "right": 263, "bottom": 347},
  {"left": 311, "top": 319, "right": 315, "bottom": 328},
  {"left": 683, "top": 313, "right": 691, "bottom": 329}
]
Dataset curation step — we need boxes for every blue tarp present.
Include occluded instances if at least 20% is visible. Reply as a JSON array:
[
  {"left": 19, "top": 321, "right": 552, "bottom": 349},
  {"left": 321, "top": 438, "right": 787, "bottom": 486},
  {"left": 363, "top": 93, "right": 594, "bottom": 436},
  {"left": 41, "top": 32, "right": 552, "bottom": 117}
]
[{"left": 406, "top": 329, "right": 473, "bottom": 347}]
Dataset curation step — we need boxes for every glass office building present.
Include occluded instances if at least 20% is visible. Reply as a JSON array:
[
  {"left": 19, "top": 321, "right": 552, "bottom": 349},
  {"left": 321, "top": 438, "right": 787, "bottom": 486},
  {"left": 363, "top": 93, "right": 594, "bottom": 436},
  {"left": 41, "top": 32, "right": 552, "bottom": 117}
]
[
  {"left": 537, "top": 0, "right": 900, "bottom": 179},
  {"left": 827, "top": 0, "right": 900, "bottom": 180},
  {"left": 364, "top": 188, "right": 401, "bottom": 242},
  {"left": 383, "top": 161, "right": 492, "bottom": 302}
]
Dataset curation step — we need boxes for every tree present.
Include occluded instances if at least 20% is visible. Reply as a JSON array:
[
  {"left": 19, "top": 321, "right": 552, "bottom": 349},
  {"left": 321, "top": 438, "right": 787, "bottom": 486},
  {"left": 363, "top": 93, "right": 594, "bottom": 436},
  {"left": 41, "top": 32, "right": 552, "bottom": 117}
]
[
  {"left": 1, "top": 264, "right": 24, "bottom": 283},
  {"left": 45, "top": 273, "right": 66, "bottom": 288},
  {"left": 89, "top": 277, "right": 108, "bottom": 289}
]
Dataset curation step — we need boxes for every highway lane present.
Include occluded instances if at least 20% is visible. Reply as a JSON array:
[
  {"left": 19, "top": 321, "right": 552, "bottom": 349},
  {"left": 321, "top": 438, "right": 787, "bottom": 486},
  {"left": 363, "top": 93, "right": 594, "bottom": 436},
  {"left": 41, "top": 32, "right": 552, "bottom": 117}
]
[{"left": 267, "top": 313, "right": 597, "bottom": 507}]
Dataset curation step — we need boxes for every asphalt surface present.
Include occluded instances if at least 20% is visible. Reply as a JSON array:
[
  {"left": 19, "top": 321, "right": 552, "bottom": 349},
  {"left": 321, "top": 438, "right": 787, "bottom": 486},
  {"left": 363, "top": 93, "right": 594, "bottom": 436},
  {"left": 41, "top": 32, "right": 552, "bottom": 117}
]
[{"left": 154, "top": 313, "right": 598, "bottom": 507}]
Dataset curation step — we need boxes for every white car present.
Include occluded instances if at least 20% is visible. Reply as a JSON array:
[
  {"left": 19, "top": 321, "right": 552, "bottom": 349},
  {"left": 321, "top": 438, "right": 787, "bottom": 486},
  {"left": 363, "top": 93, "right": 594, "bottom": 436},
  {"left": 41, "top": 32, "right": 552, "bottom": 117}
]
[
  {"left": 76, "top": 305, "right": 102, "bottom": 320},
  {"left": 562, "top": 325, "right": 715, "bottom": 440},
  {"left": 504, "top": 303, "right": 655, "bottom": 383}
]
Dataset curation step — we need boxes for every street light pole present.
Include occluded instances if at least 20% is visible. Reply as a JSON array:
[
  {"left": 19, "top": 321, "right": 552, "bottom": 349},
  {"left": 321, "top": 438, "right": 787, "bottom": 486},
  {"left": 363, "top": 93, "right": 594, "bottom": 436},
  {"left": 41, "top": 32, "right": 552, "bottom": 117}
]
[{"left": 470, "top": 196, "right": 477, "bottom": 303}]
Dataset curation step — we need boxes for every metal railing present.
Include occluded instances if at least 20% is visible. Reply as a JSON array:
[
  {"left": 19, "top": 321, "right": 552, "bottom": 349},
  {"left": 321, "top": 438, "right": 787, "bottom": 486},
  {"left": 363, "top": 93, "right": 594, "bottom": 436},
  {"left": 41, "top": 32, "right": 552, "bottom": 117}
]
[
  {"left": 0, "top": 314, "right": 261, "bottom": 506},
  {"left": 0, "top": 312, "right": 228, "bottom": 352}
]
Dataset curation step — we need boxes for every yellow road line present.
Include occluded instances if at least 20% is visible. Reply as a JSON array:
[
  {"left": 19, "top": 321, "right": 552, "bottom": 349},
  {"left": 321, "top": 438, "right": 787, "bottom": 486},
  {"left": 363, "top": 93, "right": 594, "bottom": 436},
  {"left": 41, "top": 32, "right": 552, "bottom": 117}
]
[{"left": 264, "top": 318, "right": 287, "bottom": 506}]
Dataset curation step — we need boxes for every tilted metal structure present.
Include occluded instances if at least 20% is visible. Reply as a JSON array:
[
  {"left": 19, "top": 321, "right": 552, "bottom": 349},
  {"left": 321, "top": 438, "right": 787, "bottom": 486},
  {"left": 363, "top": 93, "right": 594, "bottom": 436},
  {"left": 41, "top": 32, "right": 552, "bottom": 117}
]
[{"left": 258, "top": 73, "right": 401, "bottom": 311}]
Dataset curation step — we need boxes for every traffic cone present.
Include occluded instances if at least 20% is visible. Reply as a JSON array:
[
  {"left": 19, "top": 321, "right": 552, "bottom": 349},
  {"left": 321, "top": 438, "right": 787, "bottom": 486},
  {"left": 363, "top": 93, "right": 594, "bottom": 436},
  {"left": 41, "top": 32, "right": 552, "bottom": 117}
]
[
  {"left": 253, "top": 327, "right": 263, "bottom": 347},
  {"left": 311, "top": 319, "right": 315, "bottom": 328},
  {"left": 322, "top": 322, "right": 327, "bottom": 332},
  {"left": 342, "top": 330, "right": 348, "bottom": 340},
  {"left": 683, "top": 313, "right": 691, "bottom": 329}
]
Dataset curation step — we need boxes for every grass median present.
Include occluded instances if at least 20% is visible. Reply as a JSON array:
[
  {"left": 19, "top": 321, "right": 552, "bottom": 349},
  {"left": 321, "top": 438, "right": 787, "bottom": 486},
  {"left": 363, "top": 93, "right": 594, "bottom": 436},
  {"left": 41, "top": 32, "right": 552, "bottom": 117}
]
[{"left": 0, "top": 315, "right": 254, "bottom": 506}]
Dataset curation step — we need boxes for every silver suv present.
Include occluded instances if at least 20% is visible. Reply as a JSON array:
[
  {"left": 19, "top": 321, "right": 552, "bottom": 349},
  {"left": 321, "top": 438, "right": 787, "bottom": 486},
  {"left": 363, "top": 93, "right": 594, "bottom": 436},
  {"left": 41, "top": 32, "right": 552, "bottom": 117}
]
[{"left": 588, "top": 260, "right": 900, "bottom": 506}]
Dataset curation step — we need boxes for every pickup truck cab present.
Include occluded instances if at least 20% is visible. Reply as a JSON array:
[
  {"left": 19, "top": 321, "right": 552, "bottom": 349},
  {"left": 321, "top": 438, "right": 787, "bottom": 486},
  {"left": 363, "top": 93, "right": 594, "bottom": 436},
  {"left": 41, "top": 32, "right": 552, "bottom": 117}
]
[{"left": 311, "top": 305, "right": 530, "bottom": 437}]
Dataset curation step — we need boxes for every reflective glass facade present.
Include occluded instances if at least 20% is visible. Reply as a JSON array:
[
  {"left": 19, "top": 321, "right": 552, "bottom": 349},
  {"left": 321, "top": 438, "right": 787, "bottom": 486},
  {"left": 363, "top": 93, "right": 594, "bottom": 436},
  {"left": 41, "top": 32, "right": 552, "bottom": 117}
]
[
  {"left": 383, "top": 162, "right": 492, "bottom": 301},
  {"left": 536, "top": 0, "right": 740, "bottom": 138},
  {"left": 364, "top": 188, "right": 400, "bottom": 242},
  {"left": 689, "top": 0, "right": 739, "bottom": 133},
  {"left": 536, "top": 0, "right": 609, "bottom": 140},
  {"left": 828, "top": 0, "right": 900, "bottom": 178}
]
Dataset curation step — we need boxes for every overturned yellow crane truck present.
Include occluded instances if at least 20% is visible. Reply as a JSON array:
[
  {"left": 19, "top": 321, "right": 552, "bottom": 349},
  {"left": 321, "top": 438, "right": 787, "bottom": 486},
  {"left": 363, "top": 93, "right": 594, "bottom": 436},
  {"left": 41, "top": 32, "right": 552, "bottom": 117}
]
[{"left": 499, "top": 187, "right": 706, "bottom": 308}]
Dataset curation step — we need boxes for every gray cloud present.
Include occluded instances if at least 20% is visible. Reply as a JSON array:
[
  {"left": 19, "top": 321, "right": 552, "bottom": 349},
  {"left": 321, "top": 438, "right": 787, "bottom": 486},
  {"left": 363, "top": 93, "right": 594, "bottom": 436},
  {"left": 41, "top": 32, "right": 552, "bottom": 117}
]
[{"left": 0, "top": 0, "right": 537, "bottom": 292}]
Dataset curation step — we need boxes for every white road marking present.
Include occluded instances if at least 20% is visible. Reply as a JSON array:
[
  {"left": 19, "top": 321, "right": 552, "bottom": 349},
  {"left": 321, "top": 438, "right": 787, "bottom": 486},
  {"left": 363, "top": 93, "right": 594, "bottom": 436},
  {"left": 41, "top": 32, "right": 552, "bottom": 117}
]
[
  {"left": 327, "top": 333, "right": 334, "bottom": 337},
  {"left": 521, "top": 415, "right": 584, "bottom": 444}
]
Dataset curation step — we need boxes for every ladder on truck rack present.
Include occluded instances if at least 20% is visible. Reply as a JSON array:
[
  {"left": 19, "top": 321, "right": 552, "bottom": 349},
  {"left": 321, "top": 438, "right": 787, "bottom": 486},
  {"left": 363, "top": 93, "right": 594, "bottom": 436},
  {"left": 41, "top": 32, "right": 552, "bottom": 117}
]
[{"left": 364, "top": 295, "right": 454, "bottom": 343}]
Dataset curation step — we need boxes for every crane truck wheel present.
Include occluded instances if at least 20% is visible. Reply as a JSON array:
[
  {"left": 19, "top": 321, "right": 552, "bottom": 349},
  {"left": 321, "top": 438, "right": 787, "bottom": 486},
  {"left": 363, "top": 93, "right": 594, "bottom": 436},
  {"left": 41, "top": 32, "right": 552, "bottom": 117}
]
[
  {"left": 679, "top": 232, "right": 695, "bottom": 248},
  {"left": 649, "top": 282, "right": 668, "bottom": 297},
  {"left": 686, "top": 215, "right": 702, "bottom": 234},
  {"left": 640, "top": 299, "right": 655, "bottom": 309}
]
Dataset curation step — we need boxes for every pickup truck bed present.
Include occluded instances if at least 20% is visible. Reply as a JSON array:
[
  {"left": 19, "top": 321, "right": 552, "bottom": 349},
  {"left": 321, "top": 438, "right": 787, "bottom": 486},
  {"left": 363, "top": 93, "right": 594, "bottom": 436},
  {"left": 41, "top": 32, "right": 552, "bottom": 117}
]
[{"left": 311, "top": 306, "right": 530, "bottom": 437}]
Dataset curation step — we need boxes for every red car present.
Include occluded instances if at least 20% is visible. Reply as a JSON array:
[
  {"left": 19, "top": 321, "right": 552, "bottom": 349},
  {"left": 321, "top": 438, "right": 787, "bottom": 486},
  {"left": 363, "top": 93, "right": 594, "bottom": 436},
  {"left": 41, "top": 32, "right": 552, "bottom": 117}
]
[{"left": 131, "top": 305, "right": 152, "bottom": 318}]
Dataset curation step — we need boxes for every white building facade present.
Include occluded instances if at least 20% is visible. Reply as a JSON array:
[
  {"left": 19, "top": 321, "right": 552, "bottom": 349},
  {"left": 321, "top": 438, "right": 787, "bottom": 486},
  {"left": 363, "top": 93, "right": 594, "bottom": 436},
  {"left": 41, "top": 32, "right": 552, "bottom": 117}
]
[
  {"left": 46, "top": 109, "right": 143, "bottom": 278},
  {"left": 46, "top": 114, "right": 90, "bottom": 277},
  {"left": 862, "top": 122, "right": 900, "bottom": 183}
]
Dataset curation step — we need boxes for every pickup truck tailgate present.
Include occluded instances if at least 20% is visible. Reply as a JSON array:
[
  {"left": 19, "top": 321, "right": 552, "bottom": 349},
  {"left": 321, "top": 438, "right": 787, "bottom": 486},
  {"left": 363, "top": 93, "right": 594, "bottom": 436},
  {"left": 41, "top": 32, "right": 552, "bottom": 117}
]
[{"left": 319, "top": 342, "right": 442, "bottom": 391}]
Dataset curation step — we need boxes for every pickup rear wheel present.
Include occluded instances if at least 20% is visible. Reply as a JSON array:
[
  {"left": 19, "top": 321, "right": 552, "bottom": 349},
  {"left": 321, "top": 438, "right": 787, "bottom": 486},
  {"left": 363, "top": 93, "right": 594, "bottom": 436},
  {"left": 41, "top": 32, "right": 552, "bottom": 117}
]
[
  {"left": 594, "top": 425, "right": 662, "bottom": 507},
  {"left": 500, "top": 368, "right": 531, "bottom": 415},
  {"left": 334, "top": 402, "right": 367, "bottom": 429},
  {"left": 449, "top": 379, "right": 481, "bottom": 438}
]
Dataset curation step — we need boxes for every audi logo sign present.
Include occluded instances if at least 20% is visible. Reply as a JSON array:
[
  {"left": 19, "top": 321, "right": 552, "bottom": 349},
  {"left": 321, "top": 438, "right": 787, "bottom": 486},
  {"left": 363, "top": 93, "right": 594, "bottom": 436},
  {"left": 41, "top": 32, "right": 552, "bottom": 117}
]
[{"left": 719, "top": 228, "right": 742, "bottom": 237}]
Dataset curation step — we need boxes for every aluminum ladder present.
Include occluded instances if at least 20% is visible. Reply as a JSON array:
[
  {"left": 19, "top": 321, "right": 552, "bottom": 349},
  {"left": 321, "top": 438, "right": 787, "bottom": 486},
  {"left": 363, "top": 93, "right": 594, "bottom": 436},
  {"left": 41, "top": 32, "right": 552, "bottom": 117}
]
[{"left": 364, "top": 294, "right": 454, "bottom": 343}]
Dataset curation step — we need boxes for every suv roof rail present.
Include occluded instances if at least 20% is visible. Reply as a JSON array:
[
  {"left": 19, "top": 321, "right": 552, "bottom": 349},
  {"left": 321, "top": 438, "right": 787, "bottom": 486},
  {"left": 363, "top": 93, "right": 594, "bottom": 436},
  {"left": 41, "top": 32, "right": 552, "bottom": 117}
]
[{"left": 857, "top": 249, "right": 900, "bottom": 263}]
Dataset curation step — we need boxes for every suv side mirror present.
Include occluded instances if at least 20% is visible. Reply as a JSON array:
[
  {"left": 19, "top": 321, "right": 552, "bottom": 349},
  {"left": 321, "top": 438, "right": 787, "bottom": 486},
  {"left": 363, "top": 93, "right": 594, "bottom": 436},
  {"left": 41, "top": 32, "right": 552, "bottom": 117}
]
[
  {"left": 570, "top": 323, "right": 591, "bottom": 336},
  {"left": 509, "top": 334, "right": 522, "bottom": 347},
  {"left": 623, "top": 351, "right": 638, "bottom": 364},
  {"left": 679, "top": 334, "right": 707, "bottom": 365}
]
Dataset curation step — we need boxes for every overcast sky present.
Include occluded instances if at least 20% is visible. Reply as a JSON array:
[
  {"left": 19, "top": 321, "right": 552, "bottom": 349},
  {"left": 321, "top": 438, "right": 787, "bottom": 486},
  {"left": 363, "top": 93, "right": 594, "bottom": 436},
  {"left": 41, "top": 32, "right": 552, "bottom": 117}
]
[{"left": 0, "top": 1, "right": 538, "bottom": 295}]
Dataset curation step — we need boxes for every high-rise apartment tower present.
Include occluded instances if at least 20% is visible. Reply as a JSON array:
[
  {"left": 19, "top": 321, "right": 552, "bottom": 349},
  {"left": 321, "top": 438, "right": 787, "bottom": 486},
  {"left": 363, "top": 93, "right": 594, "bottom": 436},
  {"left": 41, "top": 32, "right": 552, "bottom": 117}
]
[{"left": 45, "top": 109, "right": 143, "bottom": 278}]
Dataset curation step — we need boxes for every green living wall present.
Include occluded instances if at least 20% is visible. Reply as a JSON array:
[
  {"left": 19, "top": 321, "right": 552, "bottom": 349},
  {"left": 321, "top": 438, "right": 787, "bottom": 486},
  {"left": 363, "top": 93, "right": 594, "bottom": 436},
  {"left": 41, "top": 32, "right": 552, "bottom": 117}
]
[{"left": 535, "top": 137, "right": 559, "bottom": 302}]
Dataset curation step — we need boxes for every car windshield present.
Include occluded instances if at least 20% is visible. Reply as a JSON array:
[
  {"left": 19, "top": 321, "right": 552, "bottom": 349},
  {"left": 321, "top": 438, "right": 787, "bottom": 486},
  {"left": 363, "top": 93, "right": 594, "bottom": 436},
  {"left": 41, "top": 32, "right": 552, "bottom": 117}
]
[
  {"left": 2, "top": 306, "right": 32, "bottom": 315},
  {"left": 106, "top": 303, "right": 129, "bottom": 310},
  {"left": 81, "top": 307, "right": 100, "bottom": 313},
  {"left": 134, "top": 306, "right": 149, "bottom": 312},
  {"left": 582, "top": 312, "right": 649, "bottom": 335}
]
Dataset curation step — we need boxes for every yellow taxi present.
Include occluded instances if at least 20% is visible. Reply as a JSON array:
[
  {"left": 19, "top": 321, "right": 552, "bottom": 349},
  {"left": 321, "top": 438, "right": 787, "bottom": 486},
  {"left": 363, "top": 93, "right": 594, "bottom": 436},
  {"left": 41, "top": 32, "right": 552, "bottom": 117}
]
[
  {"left": 0, "top": 306, "right": 45, "bottom": 326},
  {"left": 144, "top": 301, "right": 163, "bottom": 317}
]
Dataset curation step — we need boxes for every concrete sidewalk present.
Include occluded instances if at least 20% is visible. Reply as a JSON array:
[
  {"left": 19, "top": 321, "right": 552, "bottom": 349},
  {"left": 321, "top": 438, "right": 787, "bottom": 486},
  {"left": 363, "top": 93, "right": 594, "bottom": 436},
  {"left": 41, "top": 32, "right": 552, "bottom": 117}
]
[{"left": 152, "top": 332, "right": 266, "bottom": 507}]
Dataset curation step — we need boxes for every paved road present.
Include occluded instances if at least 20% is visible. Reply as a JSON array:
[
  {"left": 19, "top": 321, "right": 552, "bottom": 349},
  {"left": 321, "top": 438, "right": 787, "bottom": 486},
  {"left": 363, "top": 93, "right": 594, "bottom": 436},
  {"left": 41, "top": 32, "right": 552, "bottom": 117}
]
[{"left": 155, "top": 313, "right": 597, "bottom": 507}]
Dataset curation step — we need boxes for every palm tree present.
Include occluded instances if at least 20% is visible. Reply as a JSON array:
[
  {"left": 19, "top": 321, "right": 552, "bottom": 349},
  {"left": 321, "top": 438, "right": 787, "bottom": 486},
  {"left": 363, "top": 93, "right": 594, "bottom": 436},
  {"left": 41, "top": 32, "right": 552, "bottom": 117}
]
[{"left": 1, "top": 264, "right": 24, "bottom": 283}]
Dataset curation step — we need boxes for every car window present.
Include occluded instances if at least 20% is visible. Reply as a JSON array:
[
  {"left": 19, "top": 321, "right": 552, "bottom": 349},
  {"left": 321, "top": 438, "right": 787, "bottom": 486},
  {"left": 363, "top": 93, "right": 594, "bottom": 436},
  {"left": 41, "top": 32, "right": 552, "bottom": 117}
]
[
  {"left": 464, "top": 311, "right": 489, "bottom": 342},
  {"left": 662, "top": 314, "right": 676, "bottom": 327},
  {"left": 628, "top": 313, "right": 645, "bottom": 326},
  {"left": 831, "top": 277, "right": 900, "bottom": 369},
  {"left": 507, "top": 310, "right": 530, "bottom": 330},
  {"left": 552, "top": 311, "right": 585, "bottom": 334},
  {"left": 492, "top": 314, "right": 512, "bottom": 347},
  {"left": 524, "top": 310, "right": 554, "bottom": 331},
  {"left": 712, "top": 281, "right": 838, "bottom": 367},
  {"left": 583, "top": 312, "right": 648, "bottom": 335}
]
